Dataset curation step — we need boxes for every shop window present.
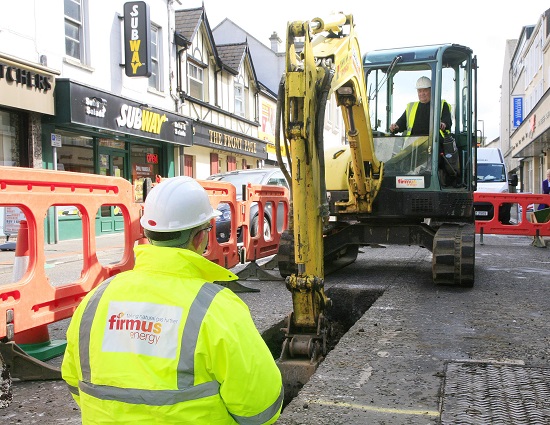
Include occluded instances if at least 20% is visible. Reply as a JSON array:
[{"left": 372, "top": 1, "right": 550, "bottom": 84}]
[
  {"left": 64, "top": 0, "right": 86, "bottom": 62},
  {"left": 210, "top": 153, "right": 219, "bottom": 175},
  {"left": 188, "top": 62, "right": 204, "bottom": 101},
  {"left": 0, "top": 110, "right": 23, "bottom": 166},
  {"left": 148, "top": 25, "right": 161, "bottom": 91},
  {"left": 56, "top": 133, "right": 94, "bottom": 174},
  {"left": 99, "top": 138, "right": 125, "bottom": 150},
  {"left": 130, "top": 145, "right": 160, "bottom": 203},
  {"left": 242, "top": 159, "right": 247, "bottom": 170}
]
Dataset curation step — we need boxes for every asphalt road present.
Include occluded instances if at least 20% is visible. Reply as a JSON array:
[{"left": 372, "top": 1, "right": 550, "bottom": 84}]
[{"left": 1, "top": 233, "right": 549, "bottom": 424}]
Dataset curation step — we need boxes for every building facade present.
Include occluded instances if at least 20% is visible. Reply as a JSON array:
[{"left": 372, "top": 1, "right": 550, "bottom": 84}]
[
  {"left": 0, "top": 1, "right": 276, "bottom": 240},
  {"left": 174, "top": 8, "right": 268, "bottom": 178},
  {"left": 504, "top": 9, "right": 550, "bottom": 194}
]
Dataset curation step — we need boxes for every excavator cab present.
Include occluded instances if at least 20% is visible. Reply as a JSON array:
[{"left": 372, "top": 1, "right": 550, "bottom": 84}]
[{"left": 363, "top": 44, "right": 477, "bottom": 213}]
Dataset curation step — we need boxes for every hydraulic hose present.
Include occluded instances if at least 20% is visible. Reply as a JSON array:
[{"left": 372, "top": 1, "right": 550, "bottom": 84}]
[
  {"left": 276, "top": 76, "right": 292, "bottom": 191},
  {"left": 314, "top": 67, "right": 334, "bottom": 216}
]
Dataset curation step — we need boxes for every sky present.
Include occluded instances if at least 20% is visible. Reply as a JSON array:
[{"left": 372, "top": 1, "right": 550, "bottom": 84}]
[{"left": 181, "top": 0, "right": 549, "bottom": 142}]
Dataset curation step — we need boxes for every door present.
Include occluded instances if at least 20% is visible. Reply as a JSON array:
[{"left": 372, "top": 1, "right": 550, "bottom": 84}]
[{"left": 98, "top": 149, "right": 126, "bottom": 234}]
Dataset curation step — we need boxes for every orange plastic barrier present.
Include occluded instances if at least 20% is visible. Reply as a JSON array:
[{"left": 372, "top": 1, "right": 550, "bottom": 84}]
[
  {"left": 474, "top": 192, "right": 550, "bottom": 237},
  {"left": 240, "top": 184, "right": 289, "bottom": 262},
  {"left": 0, "top": 166, "right": 142, "bottom": 341},
  {"left": 198, "top": 180, "right": 240, "bottom": 269},
  {"left": 0, "top": 170, "right": 286, "bottom": 345}
]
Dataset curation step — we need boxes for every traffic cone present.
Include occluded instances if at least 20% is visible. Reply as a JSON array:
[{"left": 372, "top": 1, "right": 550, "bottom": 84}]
[
  {"left": 11, "top": 220, "right": 66, "bottom": 360},
  {"left": 12, "top": 220, "right": 29, "bottom": 282}
]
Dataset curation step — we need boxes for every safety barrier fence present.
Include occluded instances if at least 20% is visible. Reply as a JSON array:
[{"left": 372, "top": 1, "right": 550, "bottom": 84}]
[
  {"left": 0, "top": 167, "right": 143, "bottom": 368},
  {"left": 0, "top": 168, "right": 289, "bottom": 361},
  {"left": 474, "top": 192, "right": 550, "bottom": 243},
  {"left": 199, "top": 179, "right": 241, "bottom": 269},
  {"left": 240, "top": 184, "right": 289, "bottom": 263}
]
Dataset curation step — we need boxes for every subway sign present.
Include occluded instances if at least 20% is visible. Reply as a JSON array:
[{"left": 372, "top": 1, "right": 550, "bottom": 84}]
[
  {"left": 123, "top": 1, "right": 151, "bottom": 77},
  {"left": 56, "top": 80, "right": 192, "bottom": 146}
]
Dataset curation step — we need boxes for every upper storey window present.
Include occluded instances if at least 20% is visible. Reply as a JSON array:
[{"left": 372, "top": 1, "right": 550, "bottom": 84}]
[
  {"left": 188, "top": 62, "right": 204, "bottom": 101},
  {"left": 64, "top": 0, "right": 84, "bottom": 61}
]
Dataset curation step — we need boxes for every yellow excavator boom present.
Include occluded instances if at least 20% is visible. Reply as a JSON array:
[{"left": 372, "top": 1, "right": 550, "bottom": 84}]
[{"left": 277, "top": 13, "right": 383, "bottom": 364}]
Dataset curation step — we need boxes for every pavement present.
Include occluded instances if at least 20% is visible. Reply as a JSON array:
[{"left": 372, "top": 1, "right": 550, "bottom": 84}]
[
  {"left": 0, "top": 232, "right": 127, "bottom": 271},
  {"left": 278, "top": 234, "right": 550, "bottom": 424},
  {"left": 1, "top": 232, "right": 549, "bottom": 424}
]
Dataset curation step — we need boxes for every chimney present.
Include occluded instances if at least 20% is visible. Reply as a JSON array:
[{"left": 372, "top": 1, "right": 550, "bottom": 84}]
[{"left": 269, "top": 31, "right": 281, "bottom": 53}]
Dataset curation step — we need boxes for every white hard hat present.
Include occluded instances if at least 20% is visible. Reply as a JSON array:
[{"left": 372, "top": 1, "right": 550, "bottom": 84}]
[
  {"left": 140, "top": 176, "right": 220, "bottom": 232},
  {"left": 416, "top": 76, "right": 431, "bottom": 89}
]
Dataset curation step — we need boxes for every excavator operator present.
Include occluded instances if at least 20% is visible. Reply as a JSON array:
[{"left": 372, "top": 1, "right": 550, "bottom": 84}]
[
  {"left": 389, "top": 76, "right": 452, "bottom": 136},
  {"left": 390, "top": 76, "right": 459, "bottom": 185}
]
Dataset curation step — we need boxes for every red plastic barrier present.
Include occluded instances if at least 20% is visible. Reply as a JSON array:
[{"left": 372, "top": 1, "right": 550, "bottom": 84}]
[
  {"left": 0, "top": 170, "right": 287, "bottom": 343},
  {"left": 0, "top": 166, "right": 143, "bottom": 341},
  {"left": 474, "top": 192, "right": 550, "bottom": 236},
  {"left": 240, "top": 184, "right": 289, "bottom": 262},
  {"left": 198, "top": 180, "right": 240, "bottom": 269}
]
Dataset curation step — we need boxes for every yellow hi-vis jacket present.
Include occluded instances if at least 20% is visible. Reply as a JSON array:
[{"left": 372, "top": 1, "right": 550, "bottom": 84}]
[
  {"left": 403, "top": 100, "right": 451, "bottom": 136},
  {"left": 62, "top": 244, "right": 283, "bottom": 424}
]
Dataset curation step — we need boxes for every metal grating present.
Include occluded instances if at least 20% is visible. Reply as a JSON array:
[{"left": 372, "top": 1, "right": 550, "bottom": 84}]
[
  {"left": 441, "top": 362, "right": 550, "bottom": 424},
  {"left": 411, "top": 197, "right": 434, "bottom": 213}
]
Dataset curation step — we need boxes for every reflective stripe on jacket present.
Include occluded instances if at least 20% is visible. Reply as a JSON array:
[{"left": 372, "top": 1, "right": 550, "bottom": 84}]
[
  {"left": 404, "top": 100, "right": 451, "bottom": 136},
  {"left": 62, "top": 244, "right": 283, "bottom": 424}
]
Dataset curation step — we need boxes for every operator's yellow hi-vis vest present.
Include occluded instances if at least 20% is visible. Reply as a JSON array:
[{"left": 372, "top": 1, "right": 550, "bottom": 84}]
[
  {"left": 62, "top": 245, "right": 283, "bottom": 424},
  {"left": 403, "top": 100, "right": 451, "bottom": 136}
]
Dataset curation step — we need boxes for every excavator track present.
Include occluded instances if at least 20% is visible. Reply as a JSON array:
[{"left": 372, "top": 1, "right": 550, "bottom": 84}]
[
  {"left": 277, "top": 230, "right": 359, "bottom": 278},
  {"left": 432, "top": 223, "right": 475, "bottom": 287},
  {"left": 277, "top": 230, "right": 296, "bottom": 278}
]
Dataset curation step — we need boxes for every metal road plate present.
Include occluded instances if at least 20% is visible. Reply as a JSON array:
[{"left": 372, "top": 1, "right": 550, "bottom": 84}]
[{"left": 441, "top": 362, "right": 550, "bottom": 424}]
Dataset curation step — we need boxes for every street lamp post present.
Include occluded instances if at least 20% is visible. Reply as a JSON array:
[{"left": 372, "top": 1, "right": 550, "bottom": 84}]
[{"left": 478, "top": 119, "right": 484, "bottom": 146}]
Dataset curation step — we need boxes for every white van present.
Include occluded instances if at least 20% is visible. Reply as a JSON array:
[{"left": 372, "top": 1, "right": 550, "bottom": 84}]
[{"left": 474, "top": 148, "right": 513, "bottom": 223}]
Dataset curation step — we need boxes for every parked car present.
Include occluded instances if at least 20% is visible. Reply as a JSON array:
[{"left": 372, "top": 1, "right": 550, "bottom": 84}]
[{"left": 206, "top": 168, "right": 289, "bottom": 243}]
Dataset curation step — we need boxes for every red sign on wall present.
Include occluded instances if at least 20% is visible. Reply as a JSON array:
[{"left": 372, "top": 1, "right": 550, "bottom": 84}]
[{"left": 146, "top": 153, "right": 158, "bottom": 164}]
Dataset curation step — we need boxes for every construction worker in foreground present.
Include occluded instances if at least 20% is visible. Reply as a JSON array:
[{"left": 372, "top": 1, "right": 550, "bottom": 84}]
[{"left": 61, "top": 176, "right": 283, "bottom": 424}]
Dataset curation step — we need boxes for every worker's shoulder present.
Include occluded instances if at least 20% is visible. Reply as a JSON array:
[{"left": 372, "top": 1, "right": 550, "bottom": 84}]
[{"left": 208, "top": 283, "right": 249, "bottom": 308}]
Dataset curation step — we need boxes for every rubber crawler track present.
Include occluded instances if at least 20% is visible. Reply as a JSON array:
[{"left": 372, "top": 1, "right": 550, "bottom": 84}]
[
  {"left": 432, "top": 223, "right": 475, "bottom": 287},
  {"left": 277, "top": 230, "right": 359, "bottom": 278},
  {"left": 277, "top": 230, "right": 297, "bottom": 278}
]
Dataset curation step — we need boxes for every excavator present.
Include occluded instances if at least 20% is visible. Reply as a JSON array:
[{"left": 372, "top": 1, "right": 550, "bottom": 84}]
[{"left": 275, "top": 13, "right": 477, "bottom": 387}]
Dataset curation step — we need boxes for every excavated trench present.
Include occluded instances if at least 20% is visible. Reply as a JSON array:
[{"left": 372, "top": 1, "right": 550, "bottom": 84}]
[{"left": 261, "top": 284, "right": 384, "bottom": 408}]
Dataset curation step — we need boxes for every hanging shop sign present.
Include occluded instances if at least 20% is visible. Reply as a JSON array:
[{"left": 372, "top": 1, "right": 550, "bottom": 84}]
[
  {"left": 193, "top": 122, "right": 267, "bottom": 159},
  {"left": 123, "top": 1, "right": 151, "bottom": 78},
  {"left": 53, "top": 79, "right": 192, "bottom": 146},
  {"left": 0, "top": 53, "right": 57, "bottom": 115}
]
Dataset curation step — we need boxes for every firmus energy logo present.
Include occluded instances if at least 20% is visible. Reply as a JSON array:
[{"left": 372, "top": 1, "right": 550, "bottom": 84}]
[{"left": 108, "top": 312, "right": 162, "bottom": 345}]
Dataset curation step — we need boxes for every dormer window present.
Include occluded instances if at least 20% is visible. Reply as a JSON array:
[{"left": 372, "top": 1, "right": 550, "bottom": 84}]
[{"left": 188, "top": 62, "right": 204, "bottom": 101}]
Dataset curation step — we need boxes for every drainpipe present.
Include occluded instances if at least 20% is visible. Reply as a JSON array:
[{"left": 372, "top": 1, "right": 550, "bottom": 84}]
[{"left": 168, "top": 0, "right": 180, "bottom": 111}]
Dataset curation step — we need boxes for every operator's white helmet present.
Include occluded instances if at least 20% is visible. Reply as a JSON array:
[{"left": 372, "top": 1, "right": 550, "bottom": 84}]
[
  {"left": 416, "top": 76, "right": 431, "bottom": 89},
  {"left": 140, "top": 176, "right": 220, "bottom": 232}
]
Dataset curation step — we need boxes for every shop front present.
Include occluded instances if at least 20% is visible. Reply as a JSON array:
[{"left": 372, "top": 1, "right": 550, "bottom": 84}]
[
  {"left": 0, "top": 53, "right": 57, "bottom": 167},
  {"left": 42, "top": 79, "right": 193, "bottom": 241},
  {"left": 0, "top": 53, "right": 58, "bottom": 239},
  {"left": 511, "top": 90, "right": 550, "bottom": 193},
  {"left": 189, "top": 122, "right": 268, "bottom": 178}
]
